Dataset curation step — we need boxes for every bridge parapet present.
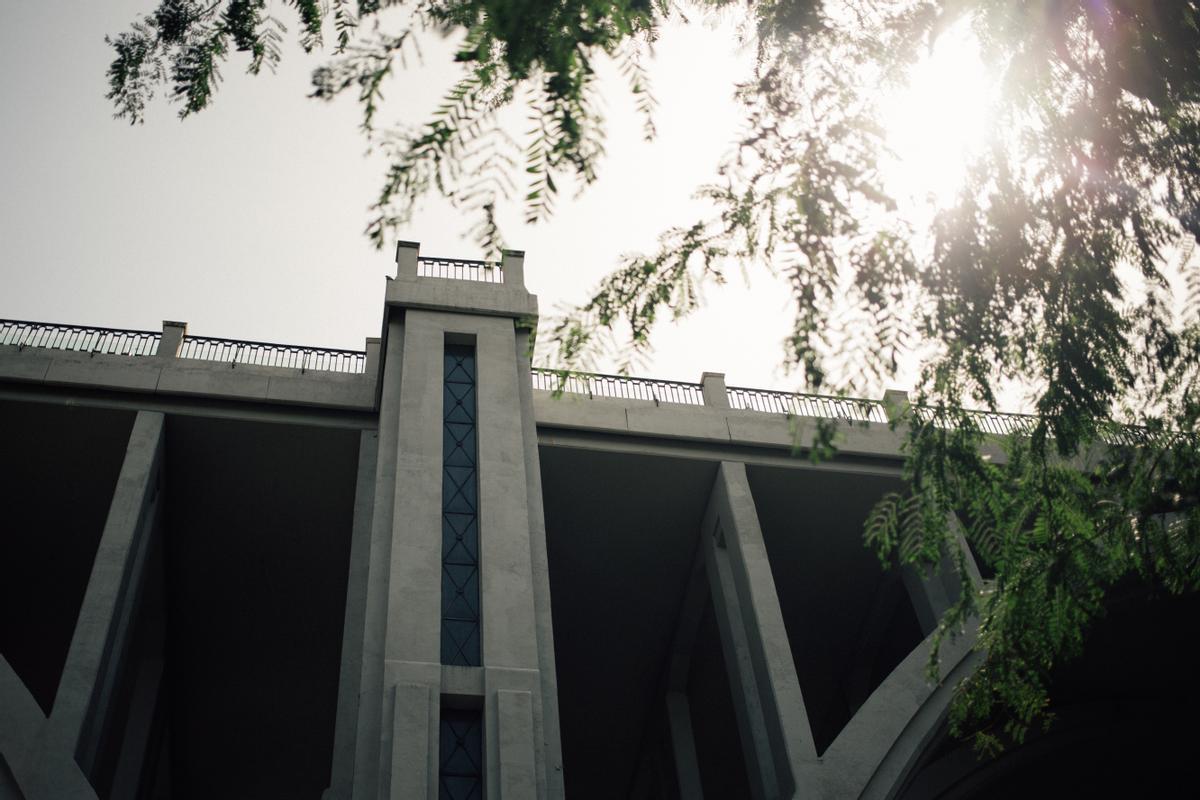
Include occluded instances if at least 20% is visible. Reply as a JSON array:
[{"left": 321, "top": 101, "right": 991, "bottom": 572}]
[
  {"left": 1, "top": 319, "right": 161, "bottom": 358},
  {"left": 416, "top": 256, "right": 504, "bottom": 284},
  {"left": 1, "top": 318, "right": 370, "bottom": 375},
  {"left": 533, "top": 367, "right": 897, "bottom": 423},
  {"left": 176, "top": 334, "right": 366, "bottom": 373},
  {"left": 728, "top": 384, "right": 889, "bottom": 423},
  {"left": 0, "top": 317, "right": 378, "bottom": 411},
  {"left": 531, "top": 368, "right": 705, "bottom": 406},
  {"left": 387, "top": 241, "right": 537, "bottom": 320}
]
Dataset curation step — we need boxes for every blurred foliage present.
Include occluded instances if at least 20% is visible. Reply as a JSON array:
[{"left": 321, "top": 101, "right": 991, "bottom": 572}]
[{"left": 108, "top": 0, "right": 1200, "bottom": 755}]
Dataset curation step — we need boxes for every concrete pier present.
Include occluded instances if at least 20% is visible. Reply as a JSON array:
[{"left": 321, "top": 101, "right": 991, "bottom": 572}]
[{"left": 3, "top": 246, "right": 1114, "bottom": 800}]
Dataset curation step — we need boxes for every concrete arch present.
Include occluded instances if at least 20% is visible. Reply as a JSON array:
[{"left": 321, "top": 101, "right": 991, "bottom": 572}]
[
  {"left": 882, "top": 588, "right": 1200, "bottom": 800},
  {"left": 801, "top": 625, "right": 980, "bottom": 800}
]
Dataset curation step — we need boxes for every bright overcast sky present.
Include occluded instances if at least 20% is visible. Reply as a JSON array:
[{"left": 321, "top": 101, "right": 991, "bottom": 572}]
[{"left": 0, "top": 2, "right": 823, "bottom": 392}]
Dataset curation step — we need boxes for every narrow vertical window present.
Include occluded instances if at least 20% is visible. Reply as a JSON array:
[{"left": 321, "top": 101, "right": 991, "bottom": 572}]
[
  {"left": 439, "top": 708, "right": 483, "bottom": 799},
  {"left": 442, "top": 344, "right": 481, "bottom": 666}
]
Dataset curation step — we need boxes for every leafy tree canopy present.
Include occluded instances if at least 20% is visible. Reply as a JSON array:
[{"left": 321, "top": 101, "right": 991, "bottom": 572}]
[{"left": 108, "top": 0, "right": 1200, "bottom": 755}]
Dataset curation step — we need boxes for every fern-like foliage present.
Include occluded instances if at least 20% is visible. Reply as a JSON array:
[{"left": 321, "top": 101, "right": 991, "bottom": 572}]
[
  {"left": 106, "top": 0, "right": 1200, "bottom": 758},
  {"left": 107, "top": 0, "right": 659, "bottom": 254},
  {"left": 542, "top": 0, "right": 1200, "bottom": 756}
]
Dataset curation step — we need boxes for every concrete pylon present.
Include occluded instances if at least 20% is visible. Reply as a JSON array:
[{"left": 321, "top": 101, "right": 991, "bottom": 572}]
[{"left": 343, "top": 250, "right": 562, "bottom": 799}]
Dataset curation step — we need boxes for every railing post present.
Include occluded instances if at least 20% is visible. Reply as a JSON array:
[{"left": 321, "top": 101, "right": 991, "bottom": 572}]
[
  {"left": 882, "top": 388, "right": 910, "bottom": 423},
  {"left": 502, "top": 249, "right": 526, "bottom": 289},
  {"left": 395, "top": 240, "right": 420, "bottom": 281},
  {"left": 364, "top": 337, "right": 382, "bottom": 378},
  {"left": 158, "top": 321, "right": 186, "bottom": 359},
  {"left": 701, "top": 372, "right": 729, "bottom": 408}
]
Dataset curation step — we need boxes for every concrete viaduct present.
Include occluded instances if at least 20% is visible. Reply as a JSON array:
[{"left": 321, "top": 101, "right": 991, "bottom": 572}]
[{"left": 0, "top": 244, "right": 1186, "bottom": 799}]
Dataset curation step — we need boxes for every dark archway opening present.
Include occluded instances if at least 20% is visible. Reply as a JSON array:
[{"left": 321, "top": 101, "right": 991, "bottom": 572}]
[{"left": 899, "top": 588, "right": 1200, "bottom": 798}]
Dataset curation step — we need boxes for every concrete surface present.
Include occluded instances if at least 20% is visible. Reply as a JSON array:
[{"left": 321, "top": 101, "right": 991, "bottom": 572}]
[{"left": 0, "top": 257, "right": 1014, "bottom": 800}]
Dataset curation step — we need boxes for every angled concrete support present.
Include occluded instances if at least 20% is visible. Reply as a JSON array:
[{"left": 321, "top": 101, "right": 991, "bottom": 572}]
[
  {"left": 702, "top": 461, "right": 818, "bottom": 800},
  {"left": 660, "top": 547, "right": 709, "bottom": 798},
  {"left": 0, "top": 410, "right": 165, "bottom": 800},
  {"left": 901, "top": 512, "right": 985, "bottom": 637},
  {"left": 0, "top": 657, "right": 97, "bottom": 800},
  {"left": 902, "top": 561, "right": 957, "bottom": 637},
  {"left": 665, "top": 691, "right": 704, "bottom": 799},
  {"left": 53, "top": 410, "right": 165, "bottom": 775}
]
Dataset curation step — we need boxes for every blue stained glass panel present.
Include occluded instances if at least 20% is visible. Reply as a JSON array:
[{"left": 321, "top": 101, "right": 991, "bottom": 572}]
[
  {"left": 439, "top": 708, "right": 483, "bottom": 800},
  {"left": 442, "top": 345, "right": 481, "bottom": 666}
]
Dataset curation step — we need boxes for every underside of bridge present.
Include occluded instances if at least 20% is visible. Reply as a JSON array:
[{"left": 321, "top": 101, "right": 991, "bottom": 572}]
[
  {"left": 146, "top": 416, "right": 360, "bottom": 799},
  {"left": 0, "top": 403, "right": 360, "bottom": 800},
  {"left": 0, "top": 400, "right": 135, "bottom": 715},
  {"left": 539, "top": 446, "right": 730, "bottom": 798},
  {"left": 539, "top": 445, "right": 925, "bottom": 799},
  {"left": 6, "top": 395, "right": 1195, "bottom": 800},
  {"left": 898, "top": 589, "right": 1200, "bottom": 799}
]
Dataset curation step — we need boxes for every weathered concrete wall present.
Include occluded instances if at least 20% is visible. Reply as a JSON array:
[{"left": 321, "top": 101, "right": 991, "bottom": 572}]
[
  {"left": 0, "top": 345, "right": 376, "bottom": 411},
  {"left": 352, "top": 315, "right": 406, "bottom": 800},
  {"left": 702, "top": 461, "right": 818, "bottom": 799},
  {"left": 0, "top": 310, "right": 379, "bottom": 416},
  {"left": 328, "top": 430, "right": 381, "bottom": 800},
  {"left": 534, "top": 390, "right": 910, "bottom": 460},
  {"left": 370, "top": 306, "right": 555, "bottom": 799},
  {"left": 0, "top": 261, "right": 999, "bottom": 800}
]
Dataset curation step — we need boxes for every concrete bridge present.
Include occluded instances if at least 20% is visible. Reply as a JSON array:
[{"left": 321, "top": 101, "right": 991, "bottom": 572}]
[{"left": 0, "top": 244, "right": 1184, "bottom": 799}]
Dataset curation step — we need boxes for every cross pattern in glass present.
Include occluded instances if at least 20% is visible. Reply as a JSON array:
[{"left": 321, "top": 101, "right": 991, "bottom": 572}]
[
  {"left": 439, "top": 708, "right": 483, "bottom": 800},
  {"left": 442, "top": 345, "right": 481, "bottom": 666}
]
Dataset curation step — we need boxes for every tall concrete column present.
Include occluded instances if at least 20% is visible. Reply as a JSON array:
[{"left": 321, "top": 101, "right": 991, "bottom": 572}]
[
  {"left": 352, "top": 314, "right": 405, "bottom": 800},
  {"left": 515, "top": 326, "right": 566, "bottom": 798},
  {"left": 702, "top": 461, "right": 819, "bottom": 799},
  {"left": 352, "top": 248, "right": 557, "bottom": 799},
  {"left": 0, "top": 410, "right": 165, "bottom": 800},
  {"left": 328, "top": 430, "right": 380, "bottom": 800}
]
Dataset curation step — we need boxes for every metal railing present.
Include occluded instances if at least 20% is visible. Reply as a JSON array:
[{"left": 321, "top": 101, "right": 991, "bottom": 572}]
[
  {"left": 1100, "top": 423, "right": 1153, "bottom": 447},
  {"left": 531, "top": 368, "right": 705, "bottom": 406},
  {"left": 727, "top": 385, "right": 889, "bottom": 423},
  {"left": 935, "top": 407, "right": 1037, "bottom": 436},
  {"left": 914, "top": 405, "right": 1157, "bottom": 446},
  {"left": 177, "top": 336, "right": 366, "bottom": 373},
  {"left": 417, "top": 256, "right": 504, "bottom": 284},
  {"left": 0, "top": 319, "right": 160, "bottom": 356}
]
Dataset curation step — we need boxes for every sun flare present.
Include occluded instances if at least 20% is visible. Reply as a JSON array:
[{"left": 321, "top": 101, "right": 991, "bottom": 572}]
[{"left": 878, "top": 18, "right": 1000, "bottom": 210}]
